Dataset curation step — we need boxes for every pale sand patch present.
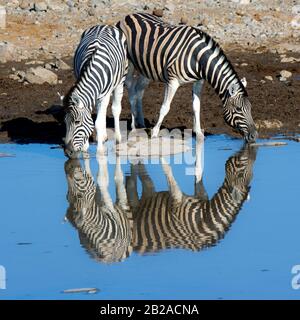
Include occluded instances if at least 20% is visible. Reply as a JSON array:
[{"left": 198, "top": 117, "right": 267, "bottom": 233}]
[{"left": 115, "top": 136, "right": 191, "bottom": 157}]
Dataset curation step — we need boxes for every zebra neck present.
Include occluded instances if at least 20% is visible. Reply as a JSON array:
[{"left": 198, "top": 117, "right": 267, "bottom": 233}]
[
  {"left": 198, "top": 40, "right": 245, "bottom": 105},
  {"left": 205, "top": 183, "right": 248, "bottom": 222},
  {"left": 75, "top": 59, "right": 102, "bottom": 111}
]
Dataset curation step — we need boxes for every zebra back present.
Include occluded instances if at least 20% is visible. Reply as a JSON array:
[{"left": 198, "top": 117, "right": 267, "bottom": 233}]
[
  {"left": 117, "top": 12, "right": 247, "bottom": 102},
  {"left": 68, "top": 24, "right": 128, "bottom": 110}
]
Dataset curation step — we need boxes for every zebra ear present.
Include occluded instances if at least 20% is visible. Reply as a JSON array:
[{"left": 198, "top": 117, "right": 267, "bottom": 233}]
[
  {"left": 71, "top": 93, "right": 79, "bottom": 104},
  {"left": 228, "top": 82, "right": 240, "bottom": 97},
  {"left": 71, "top": 93, "right": 84, "bottom": 109},
  {"left": 241, "top": 77, "right": 247, "bottom": 88},
  {"left": 57, "top": 92, "right": 64, "bottom": 102}
]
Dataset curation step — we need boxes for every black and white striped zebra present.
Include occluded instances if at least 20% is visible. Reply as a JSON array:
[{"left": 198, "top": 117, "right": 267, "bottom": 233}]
[
  {"left": 117, "top": 13, "right": 257, "bottom": 142},
  {"left": 65, "top": 156, "right": 133, "bottom": 263},
  {"left": 63, "top": 25, "right": 128, "bottom": 159},
  {"left": 65, "top": 141, "right": 256, "bottom": 261},
  {"left": 126, "top": 143, "right": 256, "bottom": 253}
]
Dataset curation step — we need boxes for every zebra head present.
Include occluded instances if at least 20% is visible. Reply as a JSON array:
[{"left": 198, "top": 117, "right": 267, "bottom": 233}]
[
  {"left": 63, "top": 91, "right": 94, "bottom": 159},
  {"left": 223, "top": 81, "right": 258, "bottom": 143},
  {"left": 225, "top": 144, "right": 257, "bottom": 203}
]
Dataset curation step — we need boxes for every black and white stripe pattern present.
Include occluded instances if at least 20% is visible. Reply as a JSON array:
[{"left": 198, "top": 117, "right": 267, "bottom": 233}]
[
  {"left": 65, "top": 143, "right": 256, "bottom": 261},
  {"left": 126, "top": 145, "right": 256, "bottom": 253},
  {"left": 64, "top": 25, "right": 128, "bottom": 158},
  {"left": 118, "top": 13, "right": 257, "bottom": 141},
  {"left": 65, "top": 158, "right": 133, "bottom": 263}
]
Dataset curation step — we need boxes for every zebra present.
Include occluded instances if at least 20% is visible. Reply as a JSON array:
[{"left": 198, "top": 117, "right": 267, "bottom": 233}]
[
  {"left": 117, "top": 13, "right": 258, "bottom": 142},
  {"left": 63, "top": 24, "right": 128, "bottom": 159},
  {"left": 64, "top": 155, "right": 133, "bottom": 263},
  {"left": 65, "top": 140, "right": 256, "bottom": 261},
  {"left": 126, "top": 141, "right": 257, "bottom": 253}
]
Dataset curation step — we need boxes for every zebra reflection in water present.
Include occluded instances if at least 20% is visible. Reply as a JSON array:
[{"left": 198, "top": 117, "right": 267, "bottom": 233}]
[
  {"left": 64, "top": 142, "right": 256, "bottom": 263},
  {"left": 65, "top": 156, "right": 133, "bottom": 263},
  {"left": 127, "top": 142, "right": 256, "bottom": 253}
]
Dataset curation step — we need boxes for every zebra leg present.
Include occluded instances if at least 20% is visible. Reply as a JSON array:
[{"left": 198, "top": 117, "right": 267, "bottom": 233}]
[
  {"left": 125, "top": 61, "right": 138, "bottom": 131},
  {"left": 135, "top": 162, "right": 155, "bottom": 200},
  {"left": 112, "top": 83, "right": 124, "bottom": 144},
  {"left": 192, "top": 80, "right": 205, "bottom": 140},
  {"left": 195, "top": 137, "right": 204, "bottom": 183},
  {"left": 134, "top": 75, "right": 150, "bottom": 128},
  {"left": 95, "top": 94, "right": 110, "bottom": 153},
  {"left": 96, "top": 153, "right": 114, "bottom": 210},
  {"left": 126, "top": 164, "right": 140, "bottom": 212},
  {"left": 83, "top": 157, "right": 92, "bottom": 176},
  {"left": 115, "top": 155, "right": 128, "bottom": 210},
  {"left": 152, "top": 79, "right": 180, "bottom": 138},
  {"left": 161, "top": 157, "right": 183, "bottom": 203},
  {"left": 194, "top": 137, "right": 208, "bottom": 200}
]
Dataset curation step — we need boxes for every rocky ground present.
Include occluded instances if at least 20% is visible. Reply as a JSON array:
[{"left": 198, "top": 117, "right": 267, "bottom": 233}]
[{"left": 0, "top": 0, "right": 300, "bottom": 143}]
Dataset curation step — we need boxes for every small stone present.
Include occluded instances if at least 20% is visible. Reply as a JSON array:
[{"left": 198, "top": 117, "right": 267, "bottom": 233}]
[
  {"left": 5, "top": 0, "right": 19, "bottom": 9},
  {"left": 9, "top": 74, "right": 20, "bottom": 81},
  {"left": 62, "top": 288, "right": 99, "bottom": 294},
  {"left": 292, "top": 5, "right": 300, "bottom": 15},
  {"left": 153, "top": 8, "right": 163, "bottom": 17},
  {"left": 34, "top": 1, "right": 47, "bottom": 12},
  {"left": 19, "top": 0, "right": 34, "bottom": 10},
  {"left": 281, "top": 56, "right": 300, "bottom": 63},
  {"left": 180, "top": 16, "right": 188, "bottom": 25},
  {"left": 25, "top": 66, "right": 58, "bottom": 85},
  {"left": 44, "top": 63, "right": 51, "bottom": 70},
  {"left": 17, "top": 70, "right": 26, "bottom": 79},
  {"left": 291, "top": 14, "right": 300, "bottom": 30},
  {"left": 0, "top": 42, "right": 17, "bottom": 63},
  {"left": 260, "top": 80, "right": 266, "bottom": 84},
  {"left": 280, "top": 70, "right": 292, "bottom": 79},
  {"left": 239, "top": 0, "right": 250, "bottom": 4},
  {"left": 241, "top": 62, "right": 248, "bottom": 66},
  {"left": 56, "top": 59, "right": 71, "bottom": 70},
  {"left": 0, "top": 6, "right": 6, "bottom": 29},
  {"left": 88, "top": 8, "right": 95, "bottom": 16},
  {"left": 47, "top": 2, "right": 66, "bottom": 12},
  {"left": 265, "top": 76, "right": 273, "bottom": 81},
  {"left": 66, "top": 0, "right": 75, "bottom": 8}
]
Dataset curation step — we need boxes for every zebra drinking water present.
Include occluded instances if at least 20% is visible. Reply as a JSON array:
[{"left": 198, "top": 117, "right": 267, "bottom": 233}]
[
  {"left": 63, "top": 25, "right": 128, "bottom": 159},
  {"left": 117, "top": 13, "right": 258, "bottom": 142}
]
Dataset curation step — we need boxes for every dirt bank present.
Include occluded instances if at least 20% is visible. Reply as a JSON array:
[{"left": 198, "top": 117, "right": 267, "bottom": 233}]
[{"left": 0, "top": 50, "right": 299, "bottom": 144}]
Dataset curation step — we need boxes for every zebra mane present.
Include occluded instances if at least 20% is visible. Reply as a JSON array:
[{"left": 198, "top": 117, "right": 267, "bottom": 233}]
[
  {"left": 134, "top": 12, "right": 185, "bottom": 30},
  {"left": 63, "top": 81, "right": 89, "bottom": 111},
  {"left": 192, "top": 27, "right": 248, "bottom": 99}
]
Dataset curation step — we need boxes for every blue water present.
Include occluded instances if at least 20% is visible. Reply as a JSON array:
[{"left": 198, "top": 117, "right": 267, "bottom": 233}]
[{"left": 0, "top": 135, "right": 300, "bottom": 300}]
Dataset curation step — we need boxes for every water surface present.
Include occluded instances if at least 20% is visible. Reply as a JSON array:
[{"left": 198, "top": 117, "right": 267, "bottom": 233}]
[{"left": 0, "top": 135, "right": 299, "bottom": 299}]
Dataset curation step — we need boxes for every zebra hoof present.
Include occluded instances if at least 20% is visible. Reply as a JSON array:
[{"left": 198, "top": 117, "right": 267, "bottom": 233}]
[
  {"left": 151, "top": 128, "right": 159, "bottom": 139},
  {"left": 195, "top": 131, "right": 205, "bottom": 141},
  {"left": 115, "top": 133, "right": 122, "bottom": 144},
  {"left": 82, "top": 151, "right": 90, "bottom": 159},
  {"left": 96, "top": 145, "right": 107, "bottom": 156}
]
